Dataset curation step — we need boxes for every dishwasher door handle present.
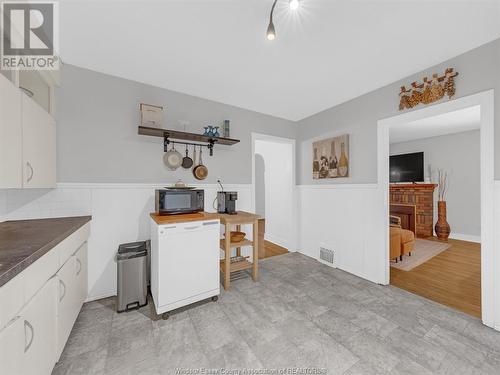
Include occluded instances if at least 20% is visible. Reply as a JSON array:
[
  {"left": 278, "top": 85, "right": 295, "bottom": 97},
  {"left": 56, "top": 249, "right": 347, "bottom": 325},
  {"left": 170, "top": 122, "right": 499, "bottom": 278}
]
[{"left": 184, "top": 225, "right": 201, "bottom": 230}]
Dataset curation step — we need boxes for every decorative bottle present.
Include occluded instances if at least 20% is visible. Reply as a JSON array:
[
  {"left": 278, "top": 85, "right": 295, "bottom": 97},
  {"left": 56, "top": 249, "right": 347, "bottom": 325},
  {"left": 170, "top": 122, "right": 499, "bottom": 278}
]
[
  {"left": 313, "top": 148, "right": 320, "bottom": 179},
  {"left": 338, "top": 142, "right": 348, "bottom": 177}
]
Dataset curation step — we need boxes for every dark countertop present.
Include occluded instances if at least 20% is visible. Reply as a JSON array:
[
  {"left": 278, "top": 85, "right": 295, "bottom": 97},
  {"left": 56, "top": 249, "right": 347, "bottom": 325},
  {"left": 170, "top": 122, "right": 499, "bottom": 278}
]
[{"left": 0, "top": 216, "right": 92, "bottom": 288}]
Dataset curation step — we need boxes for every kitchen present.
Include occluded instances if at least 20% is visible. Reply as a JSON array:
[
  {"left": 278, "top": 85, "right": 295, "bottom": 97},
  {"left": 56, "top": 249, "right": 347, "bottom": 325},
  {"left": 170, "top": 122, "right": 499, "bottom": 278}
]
[{"left": 2, "top": 1, "right": 500, "bottom": 374}]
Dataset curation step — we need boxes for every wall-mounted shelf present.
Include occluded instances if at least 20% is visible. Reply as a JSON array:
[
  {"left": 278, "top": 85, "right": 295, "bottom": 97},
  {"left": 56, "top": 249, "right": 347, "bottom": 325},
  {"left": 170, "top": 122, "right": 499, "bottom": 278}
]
[{"left": 138, "top": 126, "right": 240, "bottom": 146}]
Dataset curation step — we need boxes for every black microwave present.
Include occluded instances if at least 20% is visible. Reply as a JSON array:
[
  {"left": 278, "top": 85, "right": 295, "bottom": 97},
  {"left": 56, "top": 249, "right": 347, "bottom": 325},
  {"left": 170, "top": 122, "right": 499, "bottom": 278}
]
[{"left": 155, "top": 189, "right": 204, "bottom": 215}]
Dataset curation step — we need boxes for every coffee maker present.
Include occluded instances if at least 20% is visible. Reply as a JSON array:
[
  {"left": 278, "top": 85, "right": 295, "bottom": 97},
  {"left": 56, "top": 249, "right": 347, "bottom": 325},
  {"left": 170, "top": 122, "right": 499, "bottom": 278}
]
[{"left": 217, "top": 191, "right": 237, "bottom": 215}]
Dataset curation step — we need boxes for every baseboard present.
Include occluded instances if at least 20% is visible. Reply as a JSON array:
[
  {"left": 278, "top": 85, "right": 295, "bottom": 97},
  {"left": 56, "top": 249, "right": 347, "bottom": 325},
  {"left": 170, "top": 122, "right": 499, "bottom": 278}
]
[
  {"left": 85, "top": 291, "right": 116, "bottom": 303},
  {"left": 449, "top": 232, "right": 481, "bottom": 243}
]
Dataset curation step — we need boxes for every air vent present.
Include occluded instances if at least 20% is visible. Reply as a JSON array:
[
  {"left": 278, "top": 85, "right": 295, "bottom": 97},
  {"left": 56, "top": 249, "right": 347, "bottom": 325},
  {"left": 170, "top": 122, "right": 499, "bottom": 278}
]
[{"left": 319, "top": 247, "right": 335, "bottom": 264}]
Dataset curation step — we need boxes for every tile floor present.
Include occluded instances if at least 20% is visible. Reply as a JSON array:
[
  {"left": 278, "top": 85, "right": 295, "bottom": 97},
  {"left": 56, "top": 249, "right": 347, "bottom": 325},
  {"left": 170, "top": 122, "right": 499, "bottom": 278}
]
[{"left": 53, "top": 252, "right": 500, "bottom": 375}]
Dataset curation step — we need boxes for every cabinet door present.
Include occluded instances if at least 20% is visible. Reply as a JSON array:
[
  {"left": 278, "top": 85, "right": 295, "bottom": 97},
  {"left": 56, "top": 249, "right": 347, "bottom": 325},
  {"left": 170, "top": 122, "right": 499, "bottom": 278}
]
[
  {"left": 0, "top": 74, "right": 22, "bottom": 188},
  {"left": 55, "top": 257, "right": 78, "bottom": 360},
  {"left": 0, "top": 317, "right": 24, "bottom": 374},
  {"left": 21, "top": 277, "right": 57, "bottom": 375},
  {"left": 21, "top": 93, "right": 56, "bottom": 188},
  {"left": 74, "top": 242, "right": 88, "bottom": 307}
]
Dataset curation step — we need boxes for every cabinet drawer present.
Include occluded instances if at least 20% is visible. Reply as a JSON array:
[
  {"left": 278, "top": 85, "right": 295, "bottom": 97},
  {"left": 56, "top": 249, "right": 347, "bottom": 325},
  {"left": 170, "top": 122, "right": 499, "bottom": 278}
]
[
  {"left": 23, "top": 249, "right": 59, "bottom": 304},
  {"left": 57, "top": 222, "right": 90, "bottom": 267}
]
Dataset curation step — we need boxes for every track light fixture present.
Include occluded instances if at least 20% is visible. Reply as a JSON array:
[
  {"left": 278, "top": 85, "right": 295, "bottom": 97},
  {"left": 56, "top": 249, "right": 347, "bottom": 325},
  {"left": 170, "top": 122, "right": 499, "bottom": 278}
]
[{"left": 266, "top": 0, "right": 299, "bottom": 41}]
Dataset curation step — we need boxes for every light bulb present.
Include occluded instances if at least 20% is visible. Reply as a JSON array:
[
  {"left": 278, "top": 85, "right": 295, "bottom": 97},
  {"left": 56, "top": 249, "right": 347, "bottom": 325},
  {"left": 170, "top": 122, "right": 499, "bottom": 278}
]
[
  {"left": 266, "top": 22, "right": 276, "bottom": 40},
  {"left": 289, "top": 0, "right": 299, "bottom": 10}
]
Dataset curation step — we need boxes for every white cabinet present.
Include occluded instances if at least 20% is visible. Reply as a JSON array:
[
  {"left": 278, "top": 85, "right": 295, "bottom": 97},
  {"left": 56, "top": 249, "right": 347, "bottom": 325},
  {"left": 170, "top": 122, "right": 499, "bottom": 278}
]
[
  {"left": 56, "top": 242, "right": 88, "bottom": 359},
  {"left": 0, "top": 317, "right": 24, "bottom": 375},
  {"left": 0, "top": 74, "right": 22, "bottom": 188},
  {"left": 56, "top": 257, "right": 78, "bottom": 359},
  {"left": 22, "top": 93, "right": 56, "bottom": 188},
  {"left": 74, "top": 243, "right": 88, "bottom": 308},
  {"left": 0, "top": 71, "right": 56, "bottom": 189},
  {"left": 0, "top": 224, "right": 90, "bottom": 374},
  {"left": 0, "top": 278, "right": 57, "bottom": 375},
  {"left": 21, "top": 277, "right": 57, "bottom": 375}
]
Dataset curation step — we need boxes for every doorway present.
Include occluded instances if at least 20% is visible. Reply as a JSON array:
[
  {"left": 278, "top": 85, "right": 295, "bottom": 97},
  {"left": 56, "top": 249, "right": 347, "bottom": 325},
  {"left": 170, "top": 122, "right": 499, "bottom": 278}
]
[
  {"left": 388, "top": 106, "right": 481, "bottom": 317},
  {"left": 252, "top": 133, "right": 295, "bottom": 259},
  {"left": 377, "top": 90, "right": 495, "bottom": 328}
]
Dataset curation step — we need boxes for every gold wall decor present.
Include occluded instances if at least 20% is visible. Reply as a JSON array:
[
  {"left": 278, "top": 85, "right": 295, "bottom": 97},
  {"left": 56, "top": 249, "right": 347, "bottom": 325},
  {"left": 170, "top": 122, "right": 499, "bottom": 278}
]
[{"left": 399, "top": 68, "right": 458, "bottom": 111}]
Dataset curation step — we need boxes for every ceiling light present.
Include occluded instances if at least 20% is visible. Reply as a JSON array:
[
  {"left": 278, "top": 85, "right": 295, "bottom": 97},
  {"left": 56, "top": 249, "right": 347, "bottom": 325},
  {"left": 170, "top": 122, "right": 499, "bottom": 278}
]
[
  {"left": 266, "top": 0, "right": 278, "bottom": 41},
  {"left": 289, "top": 0, "right": 299, "bottom": 10},
  {"left": 266, "top": 21, "right": 276, "bottom": 40}
]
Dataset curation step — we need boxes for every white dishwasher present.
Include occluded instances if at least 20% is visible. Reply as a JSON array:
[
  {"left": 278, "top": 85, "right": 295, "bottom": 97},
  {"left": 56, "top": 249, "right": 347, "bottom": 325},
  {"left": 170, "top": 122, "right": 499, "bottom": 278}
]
[{"left": 150, "top": 218, "right": 220, "bottom": 317}]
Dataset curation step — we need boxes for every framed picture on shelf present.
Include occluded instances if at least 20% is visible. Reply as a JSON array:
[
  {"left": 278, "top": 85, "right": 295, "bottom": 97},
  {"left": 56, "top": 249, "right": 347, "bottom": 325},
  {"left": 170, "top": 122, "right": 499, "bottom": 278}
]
[
  {"left": 312, "top": 134, "right": 349, "bottom": 179},
  {"left": 140, "top": 103, "right": 163, "bottom": 128}
]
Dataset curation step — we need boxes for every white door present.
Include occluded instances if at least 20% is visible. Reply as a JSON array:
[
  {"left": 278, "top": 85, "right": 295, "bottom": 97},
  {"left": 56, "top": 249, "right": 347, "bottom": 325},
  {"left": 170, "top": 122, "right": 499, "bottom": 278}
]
[
  {"left": 0, "top": 317, "right": 24, "bottom": 374},
  {"left": 56, "top": 257, "right": 78, "bottom": 359},
  {"left": 74, "top": 243, "right": 88, "bottom": 309},
  {"left": 21, "top": 277, "right": 57, "bottom": 375},
  {"left": 0, "top": 74, "right": 22, "bottom": 188},
  {"left": 158, "top": 223, "right": 219, "bottom": 307},
  {"left": 22, "top": 93, "right": 56, "bottom": 188}
]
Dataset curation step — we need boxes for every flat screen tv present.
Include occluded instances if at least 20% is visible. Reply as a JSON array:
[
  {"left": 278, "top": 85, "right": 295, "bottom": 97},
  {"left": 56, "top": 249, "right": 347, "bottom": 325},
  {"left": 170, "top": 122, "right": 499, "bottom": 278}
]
[{"left": 390, "top": 152, "right": 424, "bottom": 183}]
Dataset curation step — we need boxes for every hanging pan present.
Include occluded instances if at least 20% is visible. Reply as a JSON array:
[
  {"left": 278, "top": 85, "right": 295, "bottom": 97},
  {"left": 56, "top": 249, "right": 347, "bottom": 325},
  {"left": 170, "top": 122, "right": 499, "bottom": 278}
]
[
  {"left": 182, "top": 144, "right": 193, "bottom": 169},
  {"left": 193, "top": 145, "right": 208, "bottom": 180},
  {"left": 163, "top": 142, "right": 182, "bottom": 170}
]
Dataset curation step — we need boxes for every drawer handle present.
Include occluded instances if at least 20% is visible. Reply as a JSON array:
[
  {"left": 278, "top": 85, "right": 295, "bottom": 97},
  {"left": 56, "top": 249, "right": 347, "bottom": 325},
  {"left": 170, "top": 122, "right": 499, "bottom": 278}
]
[
  {"left": 59, "top": 279, "right": 66, "bottom": 302},
  {"left": 26, "top": 162, "right": 34, "bottom": 182},
  {"left": 76, "top": 258, "right": 82, "bottom": 276},
  {"left": 24, "top": 320, "right": 34, "bottom": 353}
]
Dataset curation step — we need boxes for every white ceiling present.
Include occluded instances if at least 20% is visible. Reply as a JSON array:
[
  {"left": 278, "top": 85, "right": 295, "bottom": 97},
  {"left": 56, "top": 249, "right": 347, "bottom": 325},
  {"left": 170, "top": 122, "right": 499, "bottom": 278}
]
[
  {"left": 389, "top": 105, "right": 480, "bottom": 144},
  {"left": 59, "top": 0, "right": 500, "bottom": 121}
]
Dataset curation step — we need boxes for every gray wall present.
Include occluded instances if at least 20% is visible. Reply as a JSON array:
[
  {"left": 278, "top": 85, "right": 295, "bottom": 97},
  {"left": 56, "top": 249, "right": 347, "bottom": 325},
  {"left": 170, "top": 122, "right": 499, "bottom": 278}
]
[
  {"left": 390, "top": 130, "right": 480, "bottom": 237},
  {"left": 56, "top": 65, "right": 297, "bottom": 184},
  {"left": 297, "top": 38, "right": 500, "bottom": 184}
]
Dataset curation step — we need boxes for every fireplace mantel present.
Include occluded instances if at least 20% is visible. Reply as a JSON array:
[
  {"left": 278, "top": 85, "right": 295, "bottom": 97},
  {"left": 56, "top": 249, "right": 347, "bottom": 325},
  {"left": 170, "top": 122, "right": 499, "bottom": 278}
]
[{"left": 390, "top": 184, "right": 437, "bottom": 238}]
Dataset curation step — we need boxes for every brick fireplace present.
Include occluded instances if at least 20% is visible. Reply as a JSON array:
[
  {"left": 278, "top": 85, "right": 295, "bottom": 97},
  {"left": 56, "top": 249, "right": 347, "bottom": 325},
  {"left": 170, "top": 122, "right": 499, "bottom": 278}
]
[{"left": 389, "top": 184, "right": 437, "bottom": 238}]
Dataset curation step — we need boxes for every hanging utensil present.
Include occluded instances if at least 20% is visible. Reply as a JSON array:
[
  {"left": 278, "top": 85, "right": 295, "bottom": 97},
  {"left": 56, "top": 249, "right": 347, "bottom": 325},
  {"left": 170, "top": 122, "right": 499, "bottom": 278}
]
[
  {"left": 163, "top": 142, "right": 183, "bottom": 170},
  {"left": 181, "top": 144, "right": 193, "bottom": 169},
  {"left": 193, "top": 145, "right": 208, "bottom": 180}
]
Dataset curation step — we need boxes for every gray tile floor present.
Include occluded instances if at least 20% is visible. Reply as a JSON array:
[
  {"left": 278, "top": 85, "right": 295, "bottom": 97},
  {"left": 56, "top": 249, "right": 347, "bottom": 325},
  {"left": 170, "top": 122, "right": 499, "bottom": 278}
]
[{"left": 53, "top": 252, "right": 500, "bottom": 375}]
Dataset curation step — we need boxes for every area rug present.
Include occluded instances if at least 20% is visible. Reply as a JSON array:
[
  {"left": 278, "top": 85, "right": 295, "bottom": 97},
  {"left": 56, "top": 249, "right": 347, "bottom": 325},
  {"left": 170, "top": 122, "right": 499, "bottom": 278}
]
[{"left": 390, "top": 238, "right": 451, "bottom": 271}]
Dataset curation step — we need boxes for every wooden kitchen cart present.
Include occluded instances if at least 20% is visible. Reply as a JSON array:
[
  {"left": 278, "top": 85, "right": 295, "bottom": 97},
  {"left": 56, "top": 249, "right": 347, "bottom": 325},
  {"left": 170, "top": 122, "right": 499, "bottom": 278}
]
[{"left": 219, "top": 211, "right": 261, "bottom": 290}]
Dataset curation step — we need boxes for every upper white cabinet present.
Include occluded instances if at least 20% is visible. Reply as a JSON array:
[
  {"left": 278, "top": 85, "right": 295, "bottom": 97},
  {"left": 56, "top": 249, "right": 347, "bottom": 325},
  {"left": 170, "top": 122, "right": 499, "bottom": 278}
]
[
  {"left": 0, "top": 72, "right": 57, "bottom": 189},
  {"left": 0, "top": 74, "right": 22, "bottom": 188},
  {"left": 22, "top": 93, "right": 56, "bottom": 188}
]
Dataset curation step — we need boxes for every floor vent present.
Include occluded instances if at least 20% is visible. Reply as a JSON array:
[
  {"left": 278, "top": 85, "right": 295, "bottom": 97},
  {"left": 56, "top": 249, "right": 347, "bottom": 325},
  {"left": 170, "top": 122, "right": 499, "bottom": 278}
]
[{"left": 319, "top": 247, "right": 335, "bottom": 264}]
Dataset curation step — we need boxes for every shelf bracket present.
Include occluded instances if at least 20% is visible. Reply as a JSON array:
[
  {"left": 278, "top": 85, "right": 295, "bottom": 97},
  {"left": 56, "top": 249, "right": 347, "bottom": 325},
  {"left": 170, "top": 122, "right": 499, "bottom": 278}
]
[{"left": 208, "top": 140, "right": 215, "bottom": 156}]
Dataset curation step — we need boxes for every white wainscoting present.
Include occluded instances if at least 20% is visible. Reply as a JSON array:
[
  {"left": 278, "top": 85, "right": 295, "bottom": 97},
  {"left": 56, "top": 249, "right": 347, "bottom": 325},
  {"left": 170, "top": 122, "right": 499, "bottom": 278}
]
[
  {"left": 1, "top": 183, "right": 253, "bottom": 301},
  {"left": 297, "top": 184, "right": 385, "bottom": 284}
]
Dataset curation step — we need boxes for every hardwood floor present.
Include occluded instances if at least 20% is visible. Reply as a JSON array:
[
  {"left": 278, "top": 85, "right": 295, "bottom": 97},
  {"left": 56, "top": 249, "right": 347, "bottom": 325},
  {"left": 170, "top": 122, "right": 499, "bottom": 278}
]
[
  {"left": 262, "top": 240, "right": 288, "bottom": 259},
  {"left": 390, "top": 237, "right": 481, "bottom": 318}
]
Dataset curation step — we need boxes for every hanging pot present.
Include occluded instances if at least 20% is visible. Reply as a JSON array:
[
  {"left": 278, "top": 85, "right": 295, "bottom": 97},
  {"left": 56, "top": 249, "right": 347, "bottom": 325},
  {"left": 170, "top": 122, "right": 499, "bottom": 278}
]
[
  {"left": 193, "top": 146, "right": 208, "bottom": 180},
  {"left": 163, "top": 143, "right": 182, "bottom": 170}
]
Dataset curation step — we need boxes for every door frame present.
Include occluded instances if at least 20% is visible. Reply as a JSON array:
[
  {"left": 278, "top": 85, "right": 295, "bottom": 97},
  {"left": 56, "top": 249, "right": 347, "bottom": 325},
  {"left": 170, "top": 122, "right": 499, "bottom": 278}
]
[
  {"left": 377, "top": 90, "right": 495, "bottom": 328},
  {"left": 251, "top": 132, "right": 297, "bottom": 251}
]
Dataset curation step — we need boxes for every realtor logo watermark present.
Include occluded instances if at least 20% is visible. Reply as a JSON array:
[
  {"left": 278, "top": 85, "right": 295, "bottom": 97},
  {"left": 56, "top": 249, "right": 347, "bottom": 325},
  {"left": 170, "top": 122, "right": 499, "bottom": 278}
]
[{"left": 1, "top": 1, "right": 59, "bottom": 70}]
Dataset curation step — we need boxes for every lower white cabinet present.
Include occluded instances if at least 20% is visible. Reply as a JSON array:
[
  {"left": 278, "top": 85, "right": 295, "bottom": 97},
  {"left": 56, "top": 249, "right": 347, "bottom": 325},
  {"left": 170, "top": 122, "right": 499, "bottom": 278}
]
[
  {"left": 21, "top": 277, "right": 57, "bottom": 375},
  {"left": 0, "top": 224, "right": 90, "bottom": 375},
  {"left": 75, "top": 243, "right": 88, "bottom": 311},
  {"left": 56, "top": 257, "right": 79, "bottom": 359},
  {"left": 0, "top": 277, "right": 57, "bottom": 375},
  {"left": 56, "top": 242, "right": 88, "bottom": 359}
]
